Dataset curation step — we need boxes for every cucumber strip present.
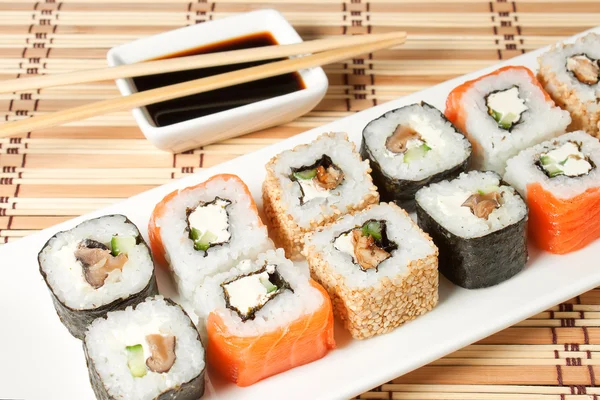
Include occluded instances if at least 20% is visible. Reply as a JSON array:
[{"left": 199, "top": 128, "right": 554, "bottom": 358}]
[
  {"left": 194, "top": 230, "right": 218, "bottom": 251},
  {"left": 477, "top": 185, "right": 499, "bottom": 195},
  {"left": 293, "top": 169, "right": 317, "bottom": 180},
  {"left": 111, "top": 236, "right": 136, "bottom": 256},
  {"left": 539, "top": 155, "right": 552, "bottom": 165},
  {"left": 403, "top": 143, "right": 431, "bottom": 163},
  {"left": 125, "top": 344, "right": 147, "bottom": 378},
  {"left": 362, "top": 221, "right": 382, "bottom": 241},
  {"left": 189, "top": 227, "right": 202, "bottom": 241},
  {"left": 260, "top": 277, "right": 278, "bottom": 293}
]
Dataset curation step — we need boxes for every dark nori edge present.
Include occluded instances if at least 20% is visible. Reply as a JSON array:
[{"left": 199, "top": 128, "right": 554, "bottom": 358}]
[
  {"left": 80, "top": 239, "right": 109, "bottom": 251},
  {"left": 361, "top": 101, "right": 471, "bottom": 210},
  {"left": 37, "top": 214, "right": 159, "bottom": 340},
  {"left": 333, "top": 219, "right": 398, "bottom": 272},
  {"left": 221, "top": 264, "right": 293, "bottom": 321},
  {"left": 483, "top": 85, "right": 527, "bottom": 132},
  {"left": 534, "top": 140, "right": 596, "bottom": 179},
  {"left": 415, "top": 177, "right": 528, "bottom": 289},
  {"left": 83, "top": 297, "right": 206, "bottom": 400},
  {"left": 289, "top": 154, "right": 344, "bottom": 205},
  {"left": 185, "top": 196, "right": 232, "bottom": 256},
  {"left": 565, "top": 53, "right": 600, "bottom": 86}
]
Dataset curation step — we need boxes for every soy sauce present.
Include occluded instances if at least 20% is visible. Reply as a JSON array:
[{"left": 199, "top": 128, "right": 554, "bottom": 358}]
[{"left": 132, "top": 32, "right": 306, "bottom": 127}]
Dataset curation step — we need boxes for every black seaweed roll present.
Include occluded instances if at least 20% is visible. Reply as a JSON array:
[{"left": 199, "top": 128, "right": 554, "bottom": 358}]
[
  {"left": 38, "top": 214, "right": 158, "bottom": 339},
  {"left": 415, "top": 171, "right": 528, "bottom": 289},
  {"left": 361, "top": 102, "right": 471, "bottom": 209}
]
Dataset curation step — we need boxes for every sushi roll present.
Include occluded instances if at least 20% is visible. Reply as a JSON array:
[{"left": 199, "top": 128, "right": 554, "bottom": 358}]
[
  {"left": 148, "top": 174, "right": 273, "bottom": 300},
  {"left": 303, "top": 203, "right": 438, "bottom": 340},
  {"left": 445, "top": 66, "right": 571, "bottom": 174},
  {"left": 84, "top": 296, "right": 205, "bottom": 400},
  {"left": 361, "top": 102, "right": 472, "bottom": 208},
  {"left": 193, "top": 249, "right": 335, "bottom": 386},
  {"left": 38, "top": 214, "right": 158, "bottom": 340},
  {"left": 504, "top": 131, "right": 600, "bottom": 254},
  {"left": 538, "top": 33, "right": 600, "bottom": 136},
  {"left": 263, "top": 132, "right": 379, "bottom": 259},
  {"left": 415, "top": 171, "right": 528, "bottom": 289}
]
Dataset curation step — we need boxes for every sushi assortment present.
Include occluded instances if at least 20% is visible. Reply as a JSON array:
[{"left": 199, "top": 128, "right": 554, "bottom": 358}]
[{"left": 35, "top": 32, "right": 600, "bottom": 399}]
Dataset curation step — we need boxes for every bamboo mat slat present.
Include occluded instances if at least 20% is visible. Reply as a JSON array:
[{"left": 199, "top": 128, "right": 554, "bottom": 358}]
[{"left": 0, "top": 1, "right": 599, "bottom": 399}]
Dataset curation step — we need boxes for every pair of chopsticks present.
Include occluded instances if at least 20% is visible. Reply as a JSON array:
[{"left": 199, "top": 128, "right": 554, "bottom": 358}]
[{"left": 0, "top": 31, "right": 406, "bottom": 137}]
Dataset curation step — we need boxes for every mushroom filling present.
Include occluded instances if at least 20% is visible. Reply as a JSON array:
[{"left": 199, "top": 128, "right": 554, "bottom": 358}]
[
  {"left": 221, "top": 264, "right": 292, "bottom": 321},
  {"left": 461, "top": 189, "right": 502, "bottom": 219},
  {"left": 537, "top": 141, "right": 594, "bottom": 178},
  {"left": 485, "top": 86, "right": 528, "bottom": 130},
  {"left": 125, "top": 334, "right": 177, "bottom": 378},
  {"left": 74, "top": 236, "right": 136, "bottom": 289},
  {"left": 290, "top": 155, "right": 344, "bottom": 204},
  {"left": 385, "top": 124, "right": 432, "bottom": 163},
  {"left": 333, "top": 220, "right": 398, "bottom": 272},
  {"left": 566, "top": 54, "right": 600, "bottom": 85},
  {"left": 186, "top": 197, "right": 232, "bottom": 253}
]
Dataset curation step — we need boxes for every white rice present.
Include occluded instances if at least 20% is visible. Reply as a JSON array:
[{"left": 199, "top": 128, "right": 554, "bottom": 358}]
[
  {"left": 271, "top": 132, "right": 374, "bottom": 228},
  {"left": 193, "top": 248, "right": 323, "bottom": 338},
  {"left": 363, "top": 102, "right": 471, "bottom": 180},
  {"left": 304, "top": 203, "right": 437, "bottom": 288},
  {"left": 415, "top": 171, "right": 528, "bottom": 238},
  {"left": 538, "top": 33, "right": 600, "bottom": 109},
  {"left": 38, "top": 215, "right": 154, "bottom": 310},
  {"left": 85, "top": 296, "right": 205, "bottom": 400},
  {"left": 461, "top": 67, "right": 571, "bottom": 174},
  {"left": 504, "top": 130, "right": 600, "bottom": 199},
  {"left": 155, "top": 176, "right": 273, "bottom": 300}
]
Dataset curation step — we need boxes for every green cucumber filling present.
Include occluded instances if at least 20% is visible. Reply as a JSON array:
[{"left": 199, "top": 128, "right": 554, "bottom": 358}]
[
  {"left": 333, "top": 219, "right": 398, "bottom": 272},
  {"left": 485, "top": 86, "right": 528, "bottom": 130},
  {"left": 74, "top": 238, "right": 129, "bottom": 289},
  {"left": 125, "top": 334, "right": 176, "bottom": 377},
  {"left": 566, "top": 54, "right": 600, "bottom": 85},
  {"left": 290, "top": 154, "right": 344, "bottom": 205},
  {"left": 385, "top": 124, "right": 432, "bottom": 163},
  {"left": 186, "top": 197, "right": 232, "bottom": 254},
  {"left": 537, "top": 141, "right": 593, "bottom": 178},
  {"left": 126, "top": 344, "right": 147, "bottom": 378},
  {"left": 221, "top": 264, "right": 292, "bottom": 321},
  {"left": 462, "top": 190, "right": 502, "bottom": 219}
]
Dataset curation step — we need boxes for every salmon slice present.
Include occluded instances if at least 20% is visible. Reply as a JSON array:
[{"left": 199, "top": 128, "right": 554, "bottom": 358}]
[
  {"left": 444, "top": 65, "right": 552, "bottom": 137},
  {"left": 527, "top": 182, "right": 600, "bottom": 254},
  {"left": 206, "top": 280, "right": 335, "bottom": 387},
  {"left": 148, "top": 174, "right": 264, "bottom": 270}
]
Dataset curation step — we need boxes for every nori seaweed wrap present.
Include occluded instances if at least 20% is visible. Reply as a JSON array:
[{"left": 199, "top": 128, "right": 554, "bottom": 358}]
[
  {"left": 361, "top": 102, "right": 471, "bottom": 210},
  {"left": 415, "top": 171, "right": 528, "bottom": 289},
  {"left": 38, "top": 214, "right": 158, "bottom": 339},
  {"left": 84, "top": 296, "right": 206, "bottom": 400}
]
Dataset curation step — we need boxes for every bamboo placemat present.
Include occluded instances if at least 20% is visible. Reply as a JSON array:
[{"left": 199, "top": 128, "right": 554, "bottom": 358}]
[{"left": 0, "top": 1, "right": 599, "bottom": 399}]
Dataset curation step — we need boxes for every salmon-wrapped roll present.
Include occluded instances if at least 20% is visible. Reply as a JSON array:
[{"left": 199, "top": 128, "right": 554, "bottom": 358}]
[
  {"left": 445, "top": 66, "right": 571, "bottom": 174},
  {"left": 193, "top": 249, "right": 335, "bottom": 386},
  {"left": 504, "top": 131, "right": 600, "bottom": 254},
  {"left": 148, "top": 174, "right": 273, "bottom": 300}
]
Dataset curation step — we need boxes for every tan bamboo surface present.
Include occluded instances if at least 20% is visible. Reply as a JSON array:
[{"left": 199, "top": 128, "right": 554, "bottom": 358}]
[{"left": 0, "top": 1, "right": 599, "bottom": 399}]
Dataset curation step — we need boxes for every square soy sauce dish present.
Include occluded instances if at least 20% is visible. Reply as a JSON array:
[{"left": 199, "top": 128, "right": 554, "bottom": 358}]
[{"left": 107, "top": 9, "right": 328, "bottom": 153}]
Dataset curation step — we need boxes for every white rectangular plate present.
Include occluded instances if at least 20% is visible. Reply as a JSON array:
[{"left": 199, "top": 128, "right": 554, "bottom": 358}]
[{"left": 2, "top": 27, "right": 599, "bottom": 400}]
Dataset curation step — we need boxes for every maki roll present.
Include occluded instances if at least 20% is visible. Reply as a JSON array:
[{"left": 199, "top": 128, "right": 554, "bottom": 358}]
[
  {"left": 415, "top": 171, "right": 528, "bottom": 289},
  {"left": 445, "top": 66, "right": 571, "bottom": 174},
  {"left": 148, "top": 174, "right": 273, "bottom": 300},
  {"left": 361, "top": 102, "right": 472, "bottom": 208},
  {"left": 303, "top": 203, "right": 438, "bottom": 340},
  {"left": 504, "top": 131, "right": 600, "bottom": 254},
  {"left": 538, "top": 33, "right": 600, "bottom": 136},
  {"left": 263, "top": 132, "right": 379, "bottom": 259},
  {"left": 38, "top": 214, "right": 158, "bottom": 339},
  {"left": 193, "top": 249, "right": 335, "bottom": 386},
  {"left": 84, "top": 296, "right": 205, "bottom": 400}
]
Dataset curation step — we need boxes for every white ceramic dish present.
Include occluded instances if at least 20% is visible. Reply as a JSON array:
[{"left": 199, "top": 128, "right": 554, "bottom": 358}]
[
  {"left": 107, "top": 9, "right": 328, "bottom": 153},
  {"left": 2, "top": 27, "right": 600, "bottom": 400}
]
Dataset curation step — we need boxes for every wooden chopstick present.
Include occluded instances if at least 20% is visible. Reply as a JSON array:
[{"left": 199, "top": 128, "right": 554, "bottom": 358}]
[
  {"left": 0, "top": 33, "right": 406, "bottom": 138},
  {"left": 0, "top": 32, "right": 406, "bottom": 94}
]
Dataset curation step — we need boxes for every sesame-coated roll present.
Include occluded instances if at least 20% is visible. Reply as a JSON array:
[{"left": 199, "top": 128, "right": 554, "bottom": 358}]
[
  {"left": 303, "top": 203, "right": 438, "bottom": 340},
  {"left": 263, "top": 132, "right": 379, "bottom": 260}
]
